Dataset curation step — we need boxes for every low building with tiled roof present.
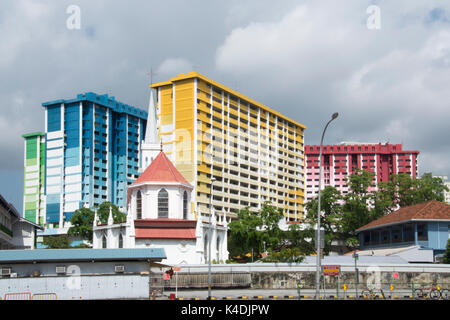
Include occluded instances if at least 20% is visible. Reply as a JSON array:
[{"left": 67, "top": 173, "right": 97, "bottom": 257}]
[{"left": 356, "top": 200, "right": 450, "bottom": 263}]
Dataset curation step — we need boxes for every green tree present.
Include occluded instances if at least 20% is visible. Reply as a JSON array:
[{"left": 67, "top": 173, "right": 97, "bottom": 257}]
[
  {"left": 68, "top": 202, "right": 126, "bottom": 243},
  {"left": 42, "top": 235, "right": 71, "bottom": 249},
  {"left": 304, "top": 186, "right": 343, "bottom": 254},
  {"left": 262, "top": 248, "right": 305, "bottom": 263},
  {"left": 339, "top": 169, "right": 375, "bottom": 240},
  {"left": 68, "top": 208, "right": 95, "bottom": 242},
  {"left": 97, "top": 202, "right": 126, "bottom": 224},
  {"left": 443, "top": 239, "right": 450, "bottom": 264},
  {"left": 386, "top": 173, "right": 448, "bottom": 207},
  {"left": 228, "top": 202, "right": 285, "bottom": 261}
]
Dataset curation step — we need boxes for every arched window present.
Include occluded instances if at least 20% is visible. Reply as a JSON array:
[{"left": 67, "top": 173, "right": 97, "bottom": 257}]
[
  {"left": 158, "top": 188, "right": 169, "bottom": 219},
  {"left": 216, "top": 236, "right": 221, "bottom": 262},
  {"left": 102, "top": 235, "right": 107, "bottom": 249},
  {"left": 136, "top": 191, "right": 142, "bottom": 220},
  {"left": 118, "top": 234, "right": 123, "bottom": 249},
  {"left": 183, "top": 191, "right": 188, "bottom": 220},
  {"left": 203, "top": 233, "right": 208, "bottom": 262}
]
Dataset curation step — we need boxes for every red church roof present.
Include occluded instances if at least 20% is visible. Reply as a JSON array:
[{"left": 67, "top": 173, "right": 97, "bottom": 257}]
[{"left": 132, "top": 151, "right": 192, "bottom": 187}]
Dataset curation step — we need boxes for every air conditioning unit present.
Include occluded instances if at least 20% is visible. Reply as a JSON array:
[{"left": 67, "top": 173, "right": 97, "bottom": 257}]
[
  {"left": 115, "top": 265, "right": 125, "bottom": 273},
  {"left": 1, "top": 267, "right": 12, "bottom": 276},
  {"left": 56, "top": 266, "right": 66, "bottom": 274}
]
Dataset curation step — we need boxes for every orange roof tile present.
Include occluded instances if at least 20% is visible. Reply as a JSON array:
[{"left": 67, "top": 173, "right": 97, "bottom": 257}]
[
  {"left": 357, "top": 200, "right": 450, "bottom": 232},
  {"left": 132, "top": 151, "right": 192, "bottom": 187}
]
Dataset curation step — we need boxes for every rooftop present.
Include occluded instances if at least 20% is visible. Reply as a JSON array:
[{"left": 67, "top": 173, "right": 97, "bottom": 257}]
[
  {"left": 357, "top": 200, "right": 450, "bottom": 232},
  {"left": 42, "top": 92, "right": 147, "bottom": 119},
  {"left": 151, "top": 71, "right": 306, "bottom": 130},
  {"left": 131, "top": 151, "right": 192, "bottom": 188},
  {"left": 0, "top": 248, "right": 166, "bottom": 263}
]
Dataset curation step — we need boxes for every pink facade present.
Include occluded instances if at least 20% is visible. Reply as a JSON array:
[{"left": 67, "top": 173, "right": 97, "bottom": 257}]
[{"left": 305, "top": 143, "right": 419, "bottom": 202}]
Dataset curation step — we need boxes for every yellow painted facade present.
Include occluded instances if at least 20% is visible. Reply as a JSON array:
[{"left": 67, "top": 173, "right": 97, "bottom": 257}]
[{"left": 151, "top": 72, "right": 306, "bottom": 221}]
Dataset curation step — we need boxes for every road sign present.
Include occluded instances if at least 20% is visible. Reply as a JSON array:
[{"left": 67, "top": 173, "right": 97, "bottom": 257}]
[{"left": 323, "top": 265, "right": 340, "bottom": 276}]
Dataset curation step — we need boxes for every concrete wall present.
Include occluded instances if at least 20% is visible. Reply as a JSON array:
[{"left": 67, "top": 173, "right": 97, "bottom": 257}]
[
  {"left": 165, "top": 263, "right": 450, "bottom": 290},
  {"left": 0, "top": 261, "right": 151, "bottom": 300},
  {"left": 0, "top": 274, "right": 149, "bottom": 300}
]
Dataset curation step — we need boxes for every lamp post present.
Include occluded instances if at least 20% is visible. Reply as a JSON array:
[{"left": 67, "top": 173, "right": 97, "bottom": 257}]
[
  {"left": 316, "top": 112, "right": 339, "bottom": 300},
  {"left": 207, "top": 177, "right": 217, "bottom": 300}
]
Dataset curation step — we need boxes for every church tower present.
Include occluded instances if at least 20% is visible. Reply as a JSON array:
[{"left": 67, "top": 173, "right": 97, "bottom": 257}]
[{"left": 140, "top": 88, "right": 160, "bottom": 171}]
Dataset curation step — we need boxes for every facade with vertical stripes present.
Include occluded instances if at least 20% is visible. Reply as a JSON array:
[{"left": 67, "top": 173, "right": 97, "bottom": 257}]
[
  {"left": 151, "top": 72, "right": 307, "bottom": 221},
  {"left": 305, "top": 142, "right": 420, "bottom": 203},
  {"left": 39, "top": 92, "right": 147, "bottom": 229},
  {"left": 22, "top": 132, "right": 46, "bottom": 225}
]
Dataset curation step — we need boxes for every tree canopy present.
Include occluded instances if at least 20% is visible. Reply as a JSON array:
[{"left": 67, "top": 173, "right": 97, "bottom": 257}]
[
  {"left": 227, "top": 171, "right": 449, "bottom": 261},
  {"left": 68, "top": 202, "right": 126, "bottom": 243}
]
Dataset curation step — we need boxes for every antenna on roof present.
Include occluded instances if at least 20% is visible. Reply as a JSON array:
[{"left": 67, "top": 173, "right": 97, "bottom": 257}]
[{"left": 148, "top": 67, "right": 157, "bottom": 85}]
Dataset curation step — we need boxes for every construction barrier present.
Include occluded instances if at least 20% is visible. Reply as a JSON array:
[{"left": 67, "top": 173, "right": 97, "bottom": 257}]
[
  {"left": 32, "top": 293, "right": 58, "bottom": 300},
  {"left": 4, "top": 292, "right": 32, "bottom": 300}
]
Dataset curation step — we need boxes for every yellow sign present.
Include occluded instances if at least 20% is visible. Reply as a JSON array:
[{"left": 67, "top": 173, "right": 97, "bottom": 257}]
[
  {"left": 390, "top": 284, "right": 394, "bottom": 291},
  {"left": 343, "top": 284, "right": 347, "bottom": 291}
]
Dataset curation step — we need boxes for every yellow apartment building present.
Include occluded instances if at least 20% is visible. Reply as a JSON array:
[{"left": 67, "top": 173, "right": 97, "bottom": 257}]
[{"left": 150, "top": 72, "right": 306, "bottom": 221}]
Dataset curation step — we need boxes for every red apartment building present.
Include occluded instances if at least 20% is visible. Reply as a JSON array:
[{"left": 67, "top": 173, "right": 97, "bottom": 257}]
[{"left": 305, "top": 142, "right": 419, "bottom": 202}]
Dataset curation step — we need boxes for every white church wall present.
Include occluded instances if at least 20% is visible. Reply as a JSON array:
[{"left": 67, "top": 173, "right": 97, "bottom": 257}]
[{"left": 135, "top": 238, "right": 200, "bottom": 265}]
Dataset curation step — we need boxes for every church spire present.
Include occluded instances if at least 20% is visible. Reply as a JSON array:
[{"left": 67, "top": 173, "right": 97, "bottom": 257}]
[{"left": 144, "top": 89, "right": 157, "bottom": 145}]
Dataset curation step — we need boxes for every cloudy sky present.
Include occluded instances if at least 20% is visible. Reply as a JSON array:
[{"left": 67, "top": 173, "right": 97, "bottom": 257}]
[{"left": 1, "top": 0, "right": 449, "bottom": 213}]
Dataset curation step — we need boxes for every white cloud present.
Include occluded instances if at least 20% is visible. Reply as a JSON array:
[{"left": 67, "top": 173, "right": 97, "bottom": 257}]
[
  {"left": 156, "top": 58, "right": 193, "bottom": 77},
  {"left": 215, "top": 1, "right": 450, "bottom": 178}
]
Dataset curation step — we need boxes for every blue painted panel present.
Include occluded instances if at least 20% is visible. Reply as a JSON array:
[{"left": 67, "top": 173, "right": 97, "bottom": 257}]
[
  {"left": 428, "top": 222, "right": 439, "bottom": 249},
  {"left": 47, "top": 106, "right": 61, "bottom": 132},
  {"left": 46, "top": 203, "right": 60, "bottom": 223}
]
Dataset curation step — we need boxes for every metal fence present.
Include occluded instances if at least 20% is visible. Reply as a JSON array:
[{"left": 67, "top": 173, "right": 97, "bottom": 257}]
[
  {"left": 3, "top": 292, "right": 32, "bottom": 300},
  {"left": 32, "top": 293, "right": 58, "bottom": 300},
  {"left": 163, "top": 272, "right": 251, "bottom": 289},
  {"left": 308, "top": 281, "right": 450, "bottom": 300}
]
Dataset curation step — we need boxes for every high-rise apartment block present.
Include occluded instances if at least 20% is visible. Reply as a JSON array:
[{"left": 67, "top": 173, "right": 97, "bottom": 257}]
[
  {"left": 30, "top": 92, "right": 147, "bottom": 229},
  {"left": 22, "top": 132, "right": 46, "bottom": 225},
  {"left": 305, "top": 142, "right": 419, "bottom": 202},
  {"left": 151, "top": 72, "right": 307, "bottom": 221}
]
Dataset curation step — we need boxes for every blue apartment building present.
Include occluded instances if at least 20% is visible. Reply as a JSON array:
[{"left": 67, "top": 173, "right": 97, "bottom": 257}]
[{"left": 41, "top": 92, "right": 147, "bottom": 229}]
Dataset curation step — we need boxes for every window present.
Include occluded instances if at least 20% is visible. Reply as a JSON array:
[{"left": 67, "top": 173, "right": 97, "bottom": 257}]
[
  {"left": 216, "top": 236, "right": 221, "bottom": 261},
  {"left": 403, "top": 223, "right": 414, "bottom": 242},
  {"left": 392, "top": 228, "right": 401, "bottom": 243},
  {"left": 183, "top": 191, "right": 188, "bottom": 220},
  {"left": 118, "top": 234, "right": 123, "bottom": 248},
  {"left": 417, "top": 223, "right": 428, "bottom": 241},
  {"left": 158, "top": 188, "right": 169, "bottom": 219},
  {"left": 381, "top": 230, "right": 390, "bottom": 244},
  {"left": 102, "top": 235, "right": 107, "bottom": 249},
  {"left": 136, "top": 191, "right": 142, "bottom": 219},
  {"left": 204, "top": 233, "right": 208, "bottom": 262},
  {"left": 363, "top": 232, "right": 370, "bottom": 245}
]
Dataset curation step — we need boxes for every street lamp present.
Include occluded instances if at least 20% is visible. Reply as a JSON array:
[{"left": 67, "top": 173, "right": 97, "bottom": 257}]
[
  {"left": 207, "top": 177, "right": 217, "bottom": 300},
  {"left": 316, "top": 112, "right": 339, "bottom": 300}
]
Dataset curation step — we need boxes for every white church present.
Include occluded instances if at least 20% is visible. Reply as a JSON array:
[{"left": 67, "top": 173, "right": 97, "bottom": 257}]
[{"left": 92, "top": 89, "right": 229, "bottom": 265}]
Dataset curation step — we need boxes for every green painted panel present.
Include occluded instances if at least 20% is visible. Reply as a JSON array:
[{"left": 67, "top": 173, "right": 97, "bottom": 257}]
[
  {"left": 25, "top": 202, "right": 36, "bottom": 210},
  {"left": 26, "top": 158, "right": 37, "bottom": 166}
]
